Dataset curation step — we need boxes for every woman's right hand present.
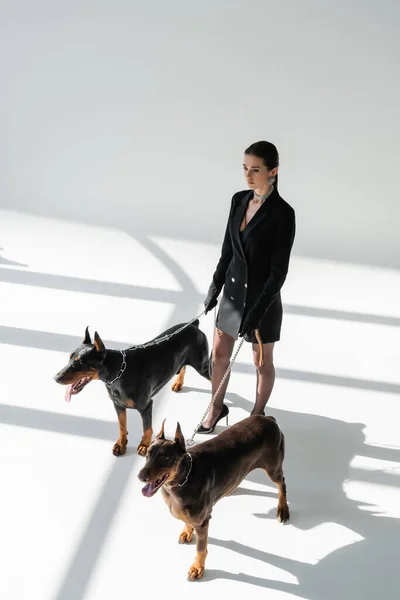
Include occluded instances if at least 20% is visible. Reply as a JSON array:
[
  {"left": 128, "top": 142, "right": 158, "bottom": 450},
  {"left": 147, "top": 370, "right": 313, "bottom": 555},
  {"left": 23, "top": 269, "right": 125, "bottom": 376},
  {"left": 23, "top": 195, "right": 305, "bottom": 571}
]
[{"left": 204, "top": 295, "right": 218, "bottom": 314}]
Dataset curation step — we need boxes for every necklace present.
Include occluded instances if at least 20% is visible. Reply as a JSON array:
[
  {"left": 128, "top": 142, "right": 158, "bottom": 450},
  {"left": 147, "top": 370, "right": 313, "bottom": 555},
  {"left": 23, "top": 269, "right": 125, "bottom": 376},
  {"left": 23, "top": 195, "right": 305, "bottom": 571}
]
[
  {"left": 254, "top": 185, "right": 274, "bottom": 203},
  {"left": 243, "top": 185, "right": 274, "bottom": 228}
]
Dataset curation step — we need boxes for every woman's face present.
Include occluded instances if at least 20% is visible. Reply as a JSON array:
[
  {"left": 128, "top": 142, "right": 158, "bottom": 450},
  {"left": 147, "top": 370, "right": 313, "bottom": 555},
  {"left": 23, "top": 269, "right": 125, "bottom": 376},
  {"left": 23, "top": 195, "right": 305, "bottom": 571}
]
[{"left": 243, "top": 154, "right": 277, "bottom": 190}]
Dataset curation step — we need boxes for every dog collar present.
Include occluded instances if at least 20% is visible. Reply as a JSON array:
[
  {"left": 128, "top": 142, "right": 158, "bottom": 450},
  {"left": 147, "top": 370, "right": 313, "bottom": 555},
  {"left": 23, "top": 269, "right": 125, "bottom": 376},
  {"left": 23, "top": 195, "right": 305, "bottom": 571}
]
[
  {"left": 107, "top": 350, "right": 127, "bottom": 384},
  {"left": 178, "top": 452, "right": 193, "bottom": 487}
]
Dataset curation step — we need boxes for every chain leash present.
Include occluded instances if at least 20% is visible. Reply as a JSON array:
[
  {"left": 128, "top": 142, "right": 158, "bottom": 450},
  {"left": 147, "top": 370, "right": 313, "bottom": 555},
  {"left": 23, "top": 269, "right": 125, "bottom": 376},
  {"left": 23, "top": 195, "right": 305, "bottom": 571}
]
[{"left": 186, "top": 306, "right": 246, "bottom": 447}]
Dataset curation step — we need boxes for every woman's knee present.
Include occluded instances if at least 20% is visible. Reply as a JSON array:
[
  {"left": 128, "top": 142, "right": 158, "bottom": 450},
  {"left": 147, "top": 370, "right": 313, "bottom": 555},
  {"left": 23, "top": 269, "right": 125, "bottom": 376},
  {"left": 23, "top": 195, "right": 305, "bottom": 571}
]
[
  {"left": 253, "top": 356, "right": 274, "bottom": 373},
  {"left": 253, "top": 344, "right": 274, "bottom": 371},
  {"left": 212, "top": 330, "right": 234, "bottom": 366},
  {"left": 212, "top": 346, "right": 231, "bottom": 367}
]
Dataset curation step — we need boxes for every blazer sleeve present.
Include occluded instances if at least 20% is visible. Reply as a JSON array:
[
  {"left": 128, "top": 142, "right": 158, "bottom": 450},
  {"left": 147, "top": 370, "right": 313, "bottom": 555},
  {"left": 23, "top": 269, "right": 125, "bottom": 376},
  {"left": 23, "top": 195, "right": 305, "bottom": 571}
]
[
  {"left": 250, "top": 205, "right": 296, "bottom": 323},
  {"left": 205, "top": 194, "right": 236, "bottom": 302}
]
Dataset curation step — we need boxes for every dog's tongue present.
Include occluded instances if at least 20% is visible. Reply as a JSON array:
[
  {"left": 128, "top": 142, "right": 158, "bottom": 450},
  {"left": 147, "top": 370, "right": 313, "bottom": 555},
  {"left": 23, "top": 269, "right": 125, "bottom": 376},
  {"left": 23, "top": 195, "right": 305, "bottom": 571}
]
[
  {"left": 142, "top": 483, "right": 156, "bottom": 498},
  {"left": 65, "top": 385, "right": 73, "bottom": 403}
]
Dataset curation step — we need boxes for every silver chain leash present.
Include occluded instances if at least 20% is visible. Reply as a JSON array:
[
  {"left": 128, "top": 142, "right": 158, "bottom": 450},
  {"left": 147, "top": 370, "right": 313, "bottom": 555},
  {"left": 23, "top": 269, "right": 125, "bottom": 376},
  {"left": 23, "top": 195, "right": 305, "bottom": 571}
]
[
  {"left": 132, "top": 311, "right": 206, "bottom": 350},
  {"left": 106, "top": 311, "right": 207, "bottom": 385},
  {"left": 186, "top": 319, "right": 246, "bottom": 447}
]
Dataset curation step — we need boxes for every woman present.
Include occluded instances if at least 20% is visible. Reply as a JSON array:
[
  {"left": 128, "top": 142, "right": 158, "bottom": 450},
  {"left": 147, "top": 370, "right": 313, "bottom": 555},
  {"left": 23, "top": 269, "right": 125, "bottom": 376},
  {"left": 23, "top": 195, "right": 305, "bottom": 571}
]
[{"left": 199, "top": 140, "right": 296, "bottom": 433}]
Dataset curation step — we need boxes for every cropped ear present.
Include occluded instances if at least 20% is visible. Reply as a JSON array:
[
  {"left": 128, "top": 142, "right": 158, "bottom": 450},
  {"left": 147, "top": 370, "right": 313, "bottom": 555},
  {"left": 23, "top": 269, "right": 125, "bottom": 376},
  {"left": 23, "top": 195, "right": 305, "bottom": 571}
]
[
  {"left": 174, "top": 422, "right": 186, "bottom": 451},
  {"left": 93, "top": 331, "right": 105, "bottom": 355},
  {"left": 157, "top": 418, "right": 167, "bottom": 440},
  {"left": 83, "top": 326, "right": 91, "bottom": 345}
]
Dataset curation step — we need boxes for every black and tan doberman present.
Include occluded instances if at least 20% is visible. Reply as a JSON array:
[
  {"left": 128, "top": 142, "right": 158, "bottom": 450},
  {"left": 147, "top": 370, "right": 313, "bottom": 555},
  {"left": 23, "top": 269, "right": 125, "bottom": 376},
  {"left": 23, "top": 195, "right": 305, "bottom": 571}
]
[{"left": 54, "top": 321, "right": 210, "bottom": 456}]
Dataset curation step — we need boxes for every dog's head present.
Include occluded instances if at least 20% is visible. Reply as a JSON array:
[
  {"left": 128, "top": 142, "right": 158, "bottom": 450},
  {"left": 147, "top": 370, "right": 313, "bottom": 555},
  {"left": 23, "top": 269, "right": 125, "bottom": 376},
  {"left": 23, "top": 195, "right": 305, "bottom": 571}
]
[
  {"left": 54, "top": 327, "right": 106, "bottom": 402},
  {"left": 138, "top": 420, "right": 187, "bottom": 497}
]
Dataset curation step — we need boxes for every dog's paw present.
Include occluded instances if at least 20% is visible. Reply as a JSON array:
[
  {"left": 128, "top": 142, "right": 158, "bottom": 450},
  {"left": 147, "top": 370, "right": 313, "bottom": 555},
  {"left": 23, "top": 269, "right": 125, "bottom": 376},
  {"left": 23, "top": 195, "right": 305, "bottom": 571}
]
[
  {"left": 171, "top": 381, "right": 183, "bottom": 392},
  {"left": 187, "top": 563, "right": 204, "bottom": 581},
  {"left": 137, "top": 444, "right": 148, "bottom": 456},
  {"left": 179, "top": 528, "right": 194, "bottom": 544},
  {"left": 113, "top": 438, "right": 127, "bottom": 456},
  {"left": 277, "top": 504, "right": 290, "bottom": 523}
]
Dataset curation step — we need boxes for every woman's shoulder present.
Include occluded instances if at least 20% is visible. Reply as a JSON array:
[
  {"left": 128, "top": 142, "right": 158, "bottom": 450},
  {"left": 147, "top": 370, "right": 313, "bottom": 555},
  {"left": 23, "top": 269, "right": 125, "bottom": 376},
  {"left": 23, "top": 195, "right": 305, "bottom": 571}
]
[
  {"left": 230, "top": 189, "right": 251, "bottom": 207},
  {"left": 275, "top": 191, "right": 295, "bottom": 217},
  {"left": 232, "top": 189, "right": 250, "bottom": 201}
]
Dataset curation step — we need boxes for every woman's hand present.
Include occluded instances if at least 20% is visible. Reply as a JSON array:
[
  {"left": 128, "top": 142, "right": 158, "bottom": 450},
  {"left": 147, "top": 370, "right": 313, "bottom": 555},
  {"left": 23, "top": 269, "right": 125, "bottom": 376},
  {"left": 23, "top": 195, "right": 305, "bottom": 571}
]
[
  {"left": 239, "top": 309, "right": 260, "bottom": 337},
  {"left": 204, "top": 295, "right": 218, "bottom": 314}
]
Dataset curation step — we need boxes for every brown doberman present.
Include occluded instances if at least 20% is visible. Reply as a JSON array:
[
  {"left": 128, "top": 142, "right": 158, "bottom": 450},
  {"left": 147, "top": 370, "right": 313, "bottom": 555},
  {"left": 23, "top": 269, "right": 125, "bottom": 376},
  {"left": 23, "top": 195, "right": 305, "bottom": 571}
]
[{"left": 138, "top": 414, "right": 290, "bottom": 580}]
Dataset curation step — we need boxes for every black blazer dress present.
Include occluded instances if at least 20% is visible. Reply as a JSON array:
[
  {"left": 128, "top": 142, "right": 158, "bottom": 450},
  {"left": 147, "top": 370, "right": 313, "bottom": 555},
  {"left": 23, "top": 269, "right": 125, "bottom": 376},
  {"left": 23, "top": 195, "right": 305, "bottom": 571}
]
[{"left": 205, "top": 187, "right": 296, "bottom": 343}]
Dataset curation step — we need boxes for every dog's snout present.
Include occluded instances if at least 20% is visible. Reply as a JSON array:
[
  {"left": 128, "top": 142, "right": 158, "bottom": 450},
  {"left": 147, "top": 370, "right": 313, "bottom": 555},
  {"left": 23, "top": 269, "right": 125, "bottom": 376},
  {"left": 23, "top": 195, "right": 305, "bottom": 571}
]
[{"left": 138, "top": 470, "right": 149, "bottom": 483}]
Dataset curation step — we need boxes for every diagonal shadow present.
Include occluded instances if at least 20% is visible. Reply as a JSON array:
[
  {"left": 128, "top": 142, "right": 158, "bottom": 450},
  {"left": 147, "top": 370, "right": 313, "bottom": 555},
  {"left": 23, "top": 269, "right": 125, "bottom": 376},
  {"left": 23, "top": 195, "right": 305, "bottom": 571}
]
[
  {"left": 0, "top": 326, "right": 131, "bottom": 352},
  {"left": 0, "top": 405, "right": 117, "bottom": 441},
  {"left": 54, "top": 457, "right": 138, "bottom": 600},
  {"left": 2, "top": 326, "right": 399, "bottom": 397},
  {"left": 201, "top": 569, "right": 303, "bottom": 594},
  {"left": 3, "top": 267, "right": 400, "bottom": 330},
  {"left": 0, "top": 247, "right": 27, "bottom": 268},
  {"left": 284, "top": 303, "right": 400, "bottom": 328},
  {"left": 232, "top": 364, "right": 400, "bottom": 395},
  {"left": 0, "top": 265, "right": 199, "bottom": 304}
]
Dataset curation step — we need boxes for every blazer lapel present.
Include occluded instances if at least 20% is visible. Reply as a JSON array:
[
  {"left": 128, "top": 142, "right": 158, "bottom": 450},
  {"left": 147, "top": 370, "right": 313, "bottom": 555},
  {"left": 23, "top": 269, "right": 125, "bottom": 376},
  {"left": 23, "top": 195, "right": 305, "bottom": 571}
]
[
  {"left": 232, "top": 191, "right": 252, "bottom": 259},
  {"left": 240, "top": 188, "right": 279, "bottom": 244}
]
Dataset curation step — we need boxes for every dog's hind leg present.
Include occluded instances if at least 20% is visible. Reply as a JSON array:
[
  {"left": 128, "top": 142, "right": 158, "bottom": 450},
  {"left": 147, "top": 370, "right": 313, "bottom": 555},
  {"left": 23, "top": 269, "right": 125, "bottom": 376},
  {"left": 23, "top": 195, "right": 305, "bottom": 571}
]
[
  {"left": 171, "top": 366, "right": 186, "bottom": 392},
  {"left": 264, "top": 467, "right": 290, "bottom": 523},
  {"left": 191, "top": 337, "right": 212, "bottom": 383},
  {"left": 137, "top": 400, "right": 153, "bottom": 456}
]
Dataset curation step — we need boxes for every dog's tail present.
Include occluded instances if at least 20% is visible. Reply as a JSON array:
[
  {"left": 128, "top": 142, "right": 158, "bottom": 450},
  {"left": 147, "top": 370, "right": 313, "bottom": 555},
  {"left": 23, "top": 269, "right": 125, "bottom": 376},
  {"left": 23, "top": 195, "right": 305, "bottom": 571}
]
[{"left": 192, "top": 318, "right": 200, "bottom": 327}]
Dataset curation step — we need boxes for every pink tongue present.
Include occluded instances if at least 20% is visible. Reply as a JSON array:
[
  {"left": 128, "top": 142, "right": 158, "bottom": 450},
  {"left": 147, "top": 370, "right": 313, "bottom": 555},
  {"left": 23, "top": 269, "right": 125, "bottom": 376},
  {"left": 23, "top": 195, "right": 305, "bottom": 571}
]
[
  {"left": 65, "top": 385, "right": 73, "bottom": 403},
  {"left": 142, "top": 483, "right": 156, "bottom": 498}
]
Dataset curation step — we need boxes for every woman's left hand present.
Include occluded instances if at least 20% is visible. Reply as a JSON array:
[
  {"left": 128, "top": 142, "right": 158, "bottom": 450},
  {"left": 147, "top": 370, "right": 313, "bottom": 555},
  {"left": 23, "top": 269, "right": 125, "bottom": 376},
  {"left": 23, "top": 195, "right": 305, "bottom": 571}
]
[{"left": 239, "top": 310, "right": 259, "bottom": 337}]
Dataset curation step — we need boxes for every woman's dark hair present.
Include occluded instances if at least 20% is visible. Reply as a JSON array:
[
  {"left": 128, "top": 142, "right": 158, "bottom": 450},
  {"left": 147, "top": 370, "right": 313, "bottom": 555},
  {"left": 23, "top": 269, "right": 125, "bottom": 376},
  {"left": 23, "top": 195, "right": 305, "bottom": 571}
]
[{"left": 245, "top": 140, "right": 279, "bottom": 190}]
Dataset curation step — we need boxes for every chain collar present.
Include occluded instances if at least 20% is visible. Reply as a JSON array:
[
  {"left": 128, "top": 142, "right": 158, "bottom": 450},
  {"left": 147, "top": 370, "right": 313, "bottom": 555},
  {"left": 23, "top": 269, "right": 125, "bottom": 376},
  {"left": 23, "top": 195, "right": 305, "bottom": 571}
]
[
  {"left": 164, "top": 453, "right": 193, "bottom": 490},
  {"left": 107, "top": 350, "right": 127, "bottom": 384},
  {"left": 178, "top": 453, "right": 193, "bottom": 487}
]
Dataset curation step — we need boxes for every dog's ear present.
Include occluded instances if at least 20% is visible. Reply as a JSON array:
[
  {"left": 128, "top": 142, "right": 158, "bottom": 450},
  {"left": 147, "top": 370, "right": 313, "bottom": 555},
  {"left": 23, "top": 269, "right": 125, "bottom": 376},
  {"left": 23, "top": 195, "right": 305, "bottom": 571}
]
[
  {"left": 174, "top": 422, "right": 186, "bottom": 451},
  {"left": 83, "top": 326, "right": 91, "bottom": 345},
  {"left": 156, "top": 418, "right": 167, "bottom": 440},
  {"left": 93, "top": 331, "right": 105, "bottom": 355}
]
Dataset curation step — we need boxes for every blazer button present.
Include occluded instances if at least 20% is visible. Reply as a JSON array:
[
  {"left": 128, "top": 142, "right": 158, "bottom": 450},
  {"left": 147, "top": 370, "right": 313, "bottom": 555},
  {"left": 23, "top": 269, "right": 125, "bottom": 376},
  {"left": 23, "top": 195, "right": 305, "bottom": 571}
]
[
  {"left": 231, "top": 277, "right": 235, "bottom": 282},
  {"left": 230, "top": 296, "right": 234, "bottom": 300},
  {"left": 244, "top": 283, "right": 247, "bottom": 288}
]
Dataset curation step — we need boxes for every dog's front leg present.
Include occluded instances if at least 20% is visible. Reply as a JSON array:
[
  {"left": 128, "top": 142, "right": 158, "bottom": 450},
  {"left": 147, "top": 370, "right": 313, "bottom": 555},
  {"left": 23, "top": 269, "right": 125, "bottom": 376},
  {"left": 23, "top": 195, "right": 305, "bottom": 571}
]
[
  {"left": 187, "top": 517, "right": 210, "bottom": 581},
  {"left": 137, "top": 400, "right": 153, "bottom": 456},
  {"left": 113, "top": 406, "right": 128, "bottom": 456},
  {"left": 178, "top": 523, "right": 194, "bottom": 544}
]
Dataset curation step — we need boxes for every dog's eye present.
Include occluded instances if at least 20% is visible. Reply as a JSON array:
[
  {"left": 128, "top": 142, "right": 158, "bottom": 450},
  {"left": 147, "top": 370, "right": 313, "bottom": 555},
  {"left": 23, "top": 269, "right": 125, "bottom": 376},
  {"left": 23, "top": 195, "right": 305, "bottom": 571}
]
[{"left": 160, "top": 455, "right": 171, "bottom": 463}]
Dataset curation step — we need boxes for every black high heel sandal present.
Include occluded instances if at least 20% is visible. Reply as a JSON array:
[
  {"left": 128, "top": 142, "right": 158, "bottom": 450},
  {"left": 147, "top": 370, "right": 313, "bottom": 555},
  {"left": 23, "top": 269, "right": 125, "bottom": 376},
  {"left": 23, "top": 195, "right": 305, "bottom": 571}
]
[{"left": 197, "top": 404, "right": 229, "bottom": 434}]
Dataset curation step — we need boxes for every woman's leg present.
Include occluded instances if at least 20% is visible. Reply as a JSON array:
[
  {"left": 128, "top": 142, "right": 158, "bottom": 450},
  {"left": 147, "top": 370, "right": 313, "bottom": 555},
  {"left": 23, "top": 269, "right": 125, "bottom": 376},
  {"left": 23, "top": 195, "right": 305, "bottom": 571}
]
[
  {"left": 251, "top": 342, "right": 275, "bottom": 415},
  {"left": 201, "top": 328, "right": 235, "bottom": 428}
]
